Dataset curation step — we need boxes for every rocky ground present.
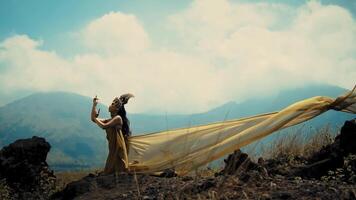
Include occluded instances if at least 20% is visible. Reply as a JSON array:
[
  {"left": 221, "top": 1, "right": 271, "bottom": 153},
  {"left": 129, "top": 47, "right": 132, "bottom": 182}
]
[
  {"left": 52, "top": 165, "right": 355, "bottom": 200},
  {"left": 1, "top": 119, "right": 356, "bottom": 199}
]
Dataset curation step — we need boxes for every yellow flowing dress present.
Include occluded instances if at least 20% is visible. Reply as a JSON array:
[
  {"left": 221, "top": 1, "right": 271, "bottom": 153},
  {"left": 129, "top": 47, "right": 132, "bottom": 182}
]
[{"left": 103, "top": 126, "right": 129, "bottom": 174}]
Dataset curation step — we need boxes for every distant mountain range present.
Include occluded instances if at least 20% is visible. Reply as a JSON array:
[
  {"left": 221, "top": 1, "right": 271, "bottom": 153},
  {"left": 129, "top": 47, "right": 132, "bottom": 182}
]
[{"left": 0, "top": 84, "right": 354, "bottom": 170}]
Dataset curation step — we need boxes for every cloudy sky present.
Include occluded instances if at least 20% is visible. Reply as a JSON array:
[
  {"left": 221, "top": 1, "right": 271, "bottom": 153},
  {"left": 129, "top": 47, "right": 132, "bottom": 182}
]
[{"left": 0, "top": 0, "right": 355, "bottom": 114}]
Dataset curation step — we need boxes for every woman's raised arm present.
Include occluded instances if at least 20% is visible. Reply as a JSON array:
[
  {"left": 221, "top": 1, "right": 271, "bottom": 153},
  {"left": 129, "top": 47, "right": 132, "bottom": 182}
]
[
  {"left": 91, "top": 95, "right": 100, "bottom": 122},
  {"left": 91, "top": 95, "right": 109, "bottom": 123},
  {"left": 91, "top": 95, "right": 122, "bottom": 129}
]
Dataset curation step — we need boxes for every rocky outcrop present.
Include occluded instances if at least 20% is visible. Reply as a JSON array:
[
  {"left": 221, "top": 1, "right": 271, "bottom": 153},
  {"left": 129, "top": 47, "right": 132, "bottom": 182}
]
[
  {"left": 220, "top": 119, "right": 356, "bottom": 181},
  {"left": 0, "top": 136, "right": 56, "bottom": 199},
  {"left": 218, "top": 149, "right": 268, "bottom": 179},
  {"left": 296, "top": 119, "right": 356, "bottom": 179}
]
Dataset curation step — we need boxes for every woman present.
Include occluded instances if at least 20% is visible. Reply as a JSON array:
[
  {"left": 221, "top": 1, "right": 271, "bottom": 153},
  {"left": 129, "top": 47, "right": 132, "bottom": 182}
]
[{"left": 91, "top": 93, "right": 134, "bottom": 174}]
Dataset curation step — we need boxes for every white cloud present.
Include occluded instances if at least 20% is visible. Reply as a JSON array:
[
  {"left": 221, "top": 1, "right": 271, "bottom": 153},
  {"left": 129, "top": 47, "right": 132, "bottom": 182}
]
[
  {"left": 169, "top": 0, "right": 356, "bottom": 98},
  {"left": 0, "top": 1, "right": 355, "bottom": 114},
  {"left": 72, "top": 50, "right": 223, "bottom": 113},
  {"left": 0, "top": 35, "right": 77, "bottom": 91},
  {"left": 81, "top": 12, "right": 150, "bottom": 54}
]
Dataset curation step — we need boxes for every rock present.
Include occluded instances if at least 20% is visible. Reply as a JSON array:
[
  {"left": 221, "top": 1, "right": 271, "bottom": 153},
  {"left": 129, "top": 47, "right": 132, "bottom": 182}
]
[
  {"left": 260, "top": 193, "right": 271, "bottom": 200},
  {"left": 0, "top": 136, "right": 55, "bottom": 199},
  {"left": 296, "top": 119, "right": 356, "bottom": 179},
  {"left": 271, "top": 191, "right": 292, "bottom": 199},
  {"left": 197, "top": 178, "right": 216, "bottom": 192},
  {"left": 142, "top": 195, "right": 153, "bottom": 200},
  {"left": 338, "top": 119, "right": 356, "bottom": 155},
  {"left": 239, "top": 173, "right": 251, "bottom": 182},
  {"left": 57, "top": 177, "right": 93, "bottom": 200},
  {"left": 159, "top": 168, "right": 177, "bottom": 178},
  {"left": 220, "top": 149, "right": 261, "bottom": 175},
  {"left": 269, "top": 182, "right": 277, "bottom": 188},
  {"left": 54, "top": 173, "right": 137, "bottom": 199},
  {"left": 298, "top": 157, "right": 343, "bottom": 178},
  {"left": 258, "top": 157, "right": 265, "bottom": 165},
  {"left": 222, "top": 150, "right": 249, "bottom": 174},
  {"left": 340, "top": 189, "right": 356, "bottom": 200},
  {"left": 182, "top": 176, "right": 194, "bottom": 181}
]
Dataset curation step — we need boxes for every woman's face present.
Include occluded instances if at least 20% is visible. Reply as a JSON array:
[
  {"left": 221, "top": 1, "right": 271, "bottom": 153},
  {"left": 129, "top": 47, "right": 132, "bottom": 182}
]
[{"left": 109, "top": 98, "right": 121, "bottom": 114}]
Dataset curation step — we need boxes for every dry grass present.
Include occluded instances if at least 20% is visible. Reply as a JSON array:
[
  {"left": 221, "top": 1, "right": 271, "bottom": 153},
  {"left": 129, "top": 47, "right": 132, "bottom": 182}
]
[
  {"left": 303, "top": 125, "right": 334, "bottom": 157},
  {"left": 264, "top": 125, "right": 336, "bottom": 159},
  {"left": 193, "top": 167, "right": 221, "bottom": 178},
  {"left": 0, "top": 179, "right": 11, "bottom": 200}
]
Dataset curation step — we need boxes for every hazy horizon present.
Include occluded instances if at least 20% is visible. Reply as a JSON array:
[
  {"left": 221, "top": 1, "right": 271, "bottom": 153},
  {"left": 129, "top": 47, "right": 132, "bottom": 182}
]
[{"left": 0, "top": 83, "right": 349, "bottom": 116}]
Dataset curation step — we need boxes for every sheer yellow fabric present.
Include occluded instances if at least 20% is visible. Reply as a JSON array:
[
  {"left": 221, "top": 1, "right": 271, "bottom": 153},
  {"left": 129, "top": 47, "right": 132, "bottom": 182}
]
[{"left": 127, "top": 87, "right": 356, "bottom": 175}]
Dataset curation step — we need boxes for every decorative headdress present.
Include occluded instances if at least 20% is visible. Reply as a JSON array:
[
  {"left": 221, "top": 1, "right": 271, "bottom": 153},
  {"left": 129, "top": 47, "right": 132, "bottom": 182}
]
[
  {"left": 114, "top": 93, "right": 134, "bottom": 108},
  {"left": 119, "top": 93, "right": 135, "bottom": 105}
]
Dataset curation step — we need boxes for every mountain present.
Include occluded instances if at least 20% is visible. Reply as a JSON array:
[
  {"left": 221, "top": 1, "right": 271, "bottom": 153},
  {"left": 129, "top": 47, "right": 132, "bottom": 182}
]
[
  {"left": 0, "top": 84, "right": 354, "bottom": 170},
  {"left": 0, "top": 92, "right": 109, "bottom": 170}
]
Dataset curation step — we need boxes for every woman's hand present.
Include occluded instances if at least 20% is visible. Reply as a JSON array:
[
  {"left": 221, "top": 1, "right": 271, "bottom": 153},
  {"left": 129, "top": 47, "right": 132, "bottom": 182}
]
[
  {"left": 91, "top": 95, "right": 100, "bottom": 122},
  {"left": 93, "top": 95, "right": 99, "bottom": 107}
]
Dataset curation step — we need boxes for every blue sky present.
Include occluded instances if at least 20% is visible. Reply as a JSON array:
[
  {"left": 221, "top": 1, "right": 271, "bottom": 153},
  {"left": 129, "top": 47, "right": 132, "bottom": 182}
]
[
  {"left": 1, "top": 0, "right": 354, "bottom": 56},
  {"left": 0, "top": 0, "right": 190, "bottom": 56},
  {"left": 0, "top": 0, "right": 355, "bottom": 113}
]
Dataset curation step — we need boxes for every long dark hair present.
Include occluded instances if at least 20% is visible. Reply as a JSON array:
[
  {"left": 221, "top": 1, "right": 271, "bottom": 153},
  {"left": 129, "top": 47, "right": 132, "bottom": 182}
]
[
  {"left": 115, "top": 93, "right": 134, "bottom": 137},
  {"left": 117, "top": 105, "right": 131, "bottom": 137}
]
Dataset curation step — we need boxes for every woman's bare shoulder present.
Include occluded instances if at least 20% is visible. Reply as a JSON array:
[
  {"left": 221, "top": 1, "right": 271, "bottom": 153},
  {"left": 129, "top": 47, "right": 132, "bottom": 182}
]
[{"left": 113, "top": 115, "right": 123, "bottom": 123}]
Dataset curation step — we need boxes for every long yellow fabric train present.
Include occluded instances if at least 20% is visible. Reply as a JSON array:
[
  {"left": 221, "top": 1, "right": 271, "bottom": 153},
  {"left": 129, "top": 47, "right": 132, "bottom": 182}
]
[{"left": 127, "top": 86, "right": 356, "bottom": 175}]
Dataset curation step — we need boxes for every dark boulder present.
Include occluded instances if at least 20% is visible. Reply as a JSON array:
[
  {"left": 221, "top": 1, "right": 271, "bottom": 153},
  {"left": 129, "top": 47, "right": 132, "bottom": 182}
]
[
  {"left": 338, "top": 119, "right": 356, "bottom": 155},
  {"left": 0, "top": 136, "right": 55, "bottom": 199},
  {"left": 297, "top": 119, "right": 356, "bottom": 179},
  {"left": 218, "top": 149, "right": 267, "bottom": 178}
]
